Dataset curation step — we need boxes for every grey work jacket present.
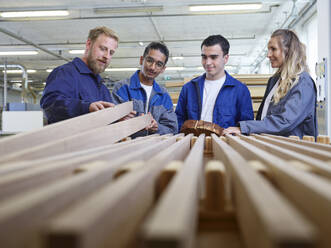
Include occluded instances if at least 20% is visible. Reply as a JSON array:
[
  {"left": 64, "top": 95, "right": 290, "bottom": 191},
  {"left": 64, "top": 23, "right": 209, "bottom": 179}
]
[{"left": 239, "top": 71, "right": 317, "bottom": 138}]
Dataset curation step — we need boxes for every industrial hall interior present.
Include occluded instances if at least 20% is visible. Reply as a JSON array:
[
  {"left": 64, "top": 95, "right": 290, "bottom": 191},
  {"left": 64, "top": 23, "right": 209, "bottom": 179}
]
[{"left": 1, "top": 0, "right": 331, "bottom": 248}]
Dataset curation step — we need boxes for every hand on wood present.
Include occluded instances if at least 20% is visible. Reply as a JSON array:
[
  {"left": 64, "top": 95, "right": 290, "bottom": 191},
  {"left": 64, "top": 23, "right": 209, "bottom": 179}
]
[
  {"left": 222, "top": 126, "right": 241, "bottom": 136},
  {"left": 89, "top": 101, "right": 114, "bottom": 112}
]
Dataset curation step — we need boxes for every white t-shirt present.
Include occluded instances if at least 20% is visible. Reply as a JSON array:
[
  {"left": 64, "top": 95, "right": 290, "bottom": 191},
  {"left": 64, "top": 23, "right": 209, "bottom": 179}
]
[
  {"left": 261, "top": 80, "right": 279, "bottom": 120},
  {"left": 201, "top": 75, "right": 226, "bottom": 122},
  {"left": 141, "top": 83, "right": 153, "bottom": 113}
]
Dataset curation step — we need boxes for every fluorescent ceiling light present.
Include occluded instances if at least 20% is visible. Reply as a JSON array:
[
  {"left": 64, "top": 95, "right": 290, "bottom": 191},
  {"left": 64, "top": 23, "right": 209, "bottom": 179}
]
[
  {"left": 69, "top": 50, "right": 85, "bottom": 54},
  {"left": 189, "top": 3, "right": 262, "bottom": 12},
  {"left": 172, "top": 57, "right": 184, "bottom": 60},
  {"left": 165, "top": 67, "right": 185, "bottom": 71},
  {"left": 94, "top": 6, "right": 163, "bottom": 14},
  {"left": 46, "top": 69, "right": 53, "bottom": 73},
  {"left": 10, "top": 80, "right": 33, "bottom": 83},
  {"left": 3, "top": 69, "right": 36, "bottom": 74},
  {"left": 105, "top": 68, "right": 138, "bottom": 72},
  {"left": 0, "top": 10, "right": 69, "bottom": 18},
  {"left": 0, "top": 51, "right": 38, "bottom": 56}
]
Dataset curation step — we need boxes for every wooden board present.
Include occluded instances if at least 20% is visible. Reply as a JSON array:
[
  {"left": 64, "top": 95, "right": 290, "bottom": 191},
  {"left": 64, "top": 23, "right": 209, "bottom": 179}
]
[
  {"left": 213, "top": 134, "right": 316, "bottom": 248},
  {"left": 46, "top": 134, "right": 192, "bottom": 248},
  {"left": 142, "top": 134, "right": 205, "bottom": 248},
  {"left": 0, "top": 135, "right": 161, "bottom": 201},
  {"left": 0, "top": 101, "right": 133, "bottom": 156},
  {"left": 239, "top": 135, "right": 331, "bottom": 179},
  {"left": 0, "top": 114, "right": 152, "bottom": 163},
  {"left": 226, "top": 134, "right": 331, "bottom": 248}
]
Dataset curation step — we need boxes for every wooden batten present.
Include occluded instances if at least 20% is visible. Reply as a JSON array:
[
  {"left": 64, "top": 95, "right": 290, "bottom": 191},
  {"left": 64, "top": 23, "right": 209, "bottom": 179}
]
[
  {"left": 242, "top": 135, "right": 331, "bottom": 179},
  {"left": 227, "top": 134, "right": 331, "bottom": 248},
  {"left": 0, "top": 136, "right": 161, "bottom": 201},
  {"left": 212, "top": 134, "right": 316, "bottom": 248},
  {"left": 0, "top": 101, "right": 133, "bottom": 157},
  {"left": 253, "top": 134, "right": 331, "bottom": 161},
  {"left": 0, "top": 114, "right": 152, "bottom": 164},
  {"left": 46, "top": 134, "right": 192, "bottom": 248},
  {"left": 142, "top": 134, "right": 205, "bottom": 248},
  {"left": 261, "top": 133, "right": 331, "bottom": 152}
]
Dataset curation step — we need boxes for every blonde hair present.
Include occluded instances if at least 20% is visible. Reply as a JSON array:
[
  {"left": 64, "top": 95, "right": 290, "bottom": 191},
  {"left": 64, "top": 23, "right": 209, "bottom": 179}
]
[
  {"left": 271, "top": 29, "right": 309, "bottom": 103},
  {"left": 88, "top": 26, "right": 119, "bottom": 43}
]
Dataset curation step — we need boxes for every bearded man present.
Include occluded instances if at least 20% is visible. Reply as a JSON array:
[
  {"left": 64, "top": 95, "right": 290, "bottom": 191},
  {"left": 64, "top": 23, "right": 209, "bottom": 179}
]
[{"left": 40, "top": 26, "right": 118, "bottom": 124}]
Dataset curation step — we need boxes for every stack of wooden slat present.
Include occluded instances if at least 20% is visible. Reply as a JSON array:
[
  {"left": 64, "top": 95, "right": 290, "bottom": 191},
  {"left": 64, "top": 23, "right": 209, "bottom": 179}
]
[{"left": 0, "top": 101, "right": 330, "bottom": 248}]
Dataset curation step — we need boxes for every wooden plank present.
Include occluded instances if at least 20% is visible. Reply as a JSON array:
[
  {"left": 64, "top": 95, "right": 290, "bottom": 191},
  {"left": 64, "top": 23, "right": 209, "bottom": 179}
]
[
  {"left": 0, "top": 136, "right": 179, "bottom": 247},
  {"left": 241, "top": 135, "right": 331, "bottom": 179},
  {"left": 204, "top": 160, "right": 226, "bottom": 212},
  {"left": 212, "top": 134, "right": 316, "bottom": 248},
  {"left": 46, "top": 134, "right": 192, "bottom": 248},
  {"left": 0, "top": 135, "right": 162, "bottom": 201},
  {"left": 226, "top": 134, "right": 331, "bottom": 248},
  {"left": 0, "top": 114, "right": 152, "bottom": 163},
  {"left": 253, "top": 134, "right": 331, "bottom": 161},
  {"left": 261, "top": 133, "right": 331, "bottom": 152},
  {"left": 142, "top": 134, "right": 205, "bottom": 248},
  {"left": 0, "top": 136, "right": 153, "bottom": 177},
  {"left": 0, "top": 101, "right": 133, "bottom": 156}
]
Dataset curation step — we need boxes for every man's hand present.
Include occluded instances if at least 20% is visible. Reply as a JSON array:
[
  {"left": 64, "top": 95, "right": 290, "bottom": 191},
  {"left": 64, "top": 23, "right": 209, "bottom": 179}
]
[
  {"left": 89, "top": 101, "right": 114, "bottom": 112},
  {"left": 120, "top": 111, "right": 137, "bottom": 121},
  {"left": 222, "top": 126, "right": 241, "bottom": 135},
  {"left": 145, "top": 113, "right": 158, "bottom": 132}
]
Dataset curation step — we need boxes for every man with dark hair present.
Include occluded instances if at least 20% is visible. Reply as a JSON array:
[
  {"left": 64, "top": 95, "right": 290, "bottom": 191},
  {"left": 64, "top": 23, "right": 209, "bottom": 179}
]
[
  {"left": 175, "top": 35, "right": 254, "bottom": 131},
  {"left": 112, "top": 42, "right": 177, "bottom": 135},
  {"left": 41, "top": 26, "right": 119, "bottom": 123}
]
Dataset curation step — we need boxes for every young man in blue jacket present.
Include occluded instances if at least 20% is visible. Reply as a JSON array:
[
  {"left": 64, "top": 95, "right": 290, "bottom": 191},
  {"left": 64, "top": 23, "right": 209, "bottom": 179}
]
[
  {"left": 175, "top": 35, "right": 254, "bottom": 131},
  {"left": 111, "top": 42, "right": 178, "bottom": 135},
  {"left": 40, "top": 26, "right": 118, "bottom": 124}
]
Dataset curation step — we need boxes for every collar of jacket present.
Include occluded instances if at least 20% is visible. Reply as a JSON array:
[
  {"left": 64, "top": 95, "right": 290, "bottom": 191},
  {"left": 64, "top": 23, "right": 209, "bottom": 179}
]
[
  {"left": 73, "top": 57, "right": 103, "bottom": 85},
  {"left": 191, "top": 70, "right": 236, "bottom": 87},
  {"left": 129, "top": 70, "right": 163, "bottom": 94}
]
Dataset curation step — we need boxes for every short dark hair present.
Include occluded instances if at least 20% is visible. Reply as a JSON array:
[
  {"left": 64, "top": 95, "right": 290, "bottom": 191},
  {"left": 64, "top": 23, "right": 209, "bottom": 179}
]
[
  {"left": 201, "top": 35, "right": 230, "bottom": 56},
  {"left": 143, "top": 42, "right": 170, "bottom": 65}
]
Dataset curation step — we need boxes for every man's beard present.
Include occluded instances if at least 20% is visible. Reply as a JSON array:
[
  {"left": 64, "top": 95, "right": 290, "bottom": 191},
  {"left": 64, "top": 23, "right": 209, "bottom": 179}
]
[{"left": 86, "top": 51, "right": 107, "bottom": 74}]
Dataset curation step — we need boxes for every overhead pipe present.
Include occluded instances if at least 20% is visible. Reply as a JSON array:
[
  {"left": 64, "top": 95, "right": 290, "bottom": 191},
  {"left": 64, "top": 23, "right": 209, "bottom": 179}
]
[{"left": 0, "top": 64, "right": 28, "bottom": 103}]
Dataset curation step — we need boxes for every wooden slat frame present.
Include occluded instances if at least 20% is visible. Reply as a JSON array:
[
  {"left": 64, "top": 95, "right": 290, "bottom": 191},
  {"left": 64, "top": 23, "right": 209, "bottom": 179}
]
[
  {"left": 0, "top": 135, "right": 155, "bottom": 177},
  {"left": 46, "top": 134, "right": 192, "bottom": 248},
  {"left": 0, "top": 135, "right": 162, "bottom": 201},
  {"left": 0, "top": 114, "right": 152, "bottom": 163},
  {"left": 0, "top": 101, "right": 133, "bottom": 156},
  {"left": 253, "top": 134, "right": 331, "bottom": 161},
  {"left": 212, "top": 134, "right": 316, "bottom": 248},
  {"left": 226, "top": 134, "right": 331, "bottom": 248},
  {"left": 239, "top": 135, "right": 331, "bottom": 179},
  {"left": 142, "top": 134, "right": 205, "bottom": 248},
  {"left": 0, "top": 136, "right": 180, "bottom": 247},
  {"left": 261, "top": 133, "right": 331, "bottom": 152}
]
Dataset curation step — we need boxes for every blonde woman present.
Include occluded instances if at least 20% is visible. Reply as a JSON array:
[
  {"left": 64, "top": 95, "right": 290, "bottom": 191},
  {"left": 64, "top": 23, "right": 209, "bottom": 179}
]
[{"left": 223, "top": 29, "right": 317, "bottom": 138}]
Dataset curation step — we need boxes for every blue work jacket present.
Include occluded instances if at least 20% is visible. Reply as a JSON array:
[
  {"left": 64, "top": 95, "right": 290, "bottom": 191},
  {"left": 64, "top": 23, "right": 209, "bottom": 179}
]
[
  {"left": 175, "top": 71, "right": 254, "bottom": 131},
  {"left": 112, "top": 70, "right": 178, "bottom": 135},
  {"left": 40, "top": 57, "right": 112, "bottom": 124}
]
